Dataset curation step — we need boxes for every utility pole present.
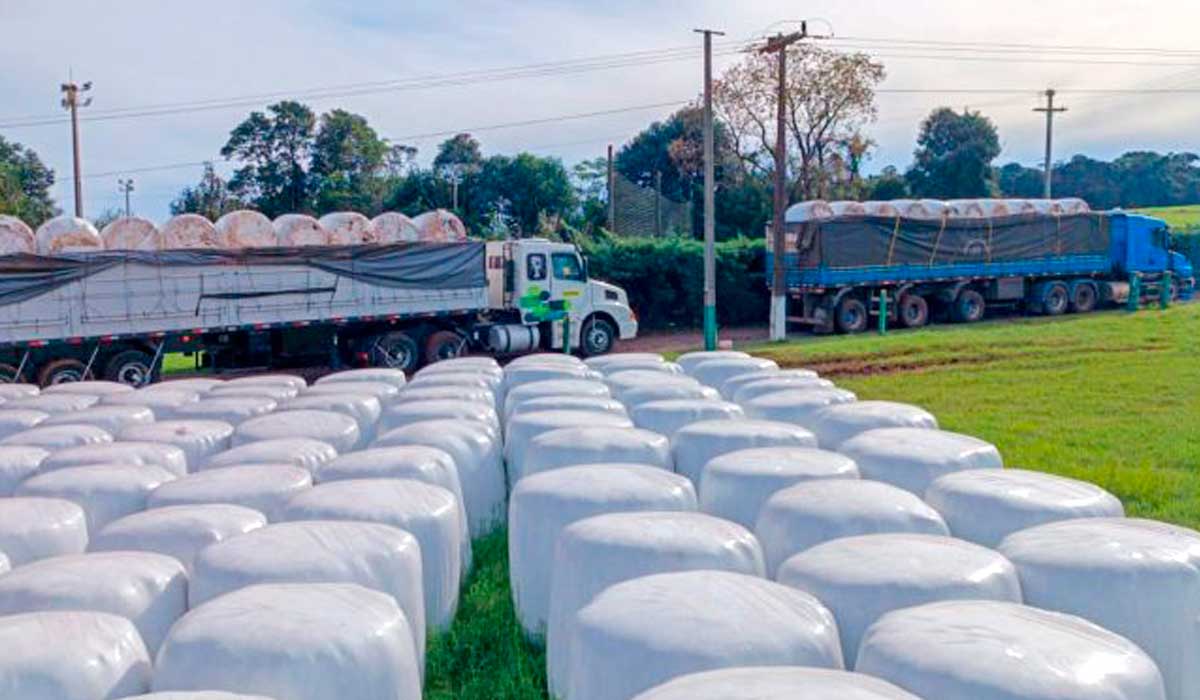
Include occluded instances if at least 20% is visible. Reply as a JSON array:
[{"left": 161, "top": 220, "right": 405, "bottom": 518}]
[
  {"left": 695, "top": 27, "right": 724, "bottom": 351},
  {"left": 118, "top": 178, "right": 134, "bottom": 217},
  {"left": 60, "top": 80, "right": 93, "bottom": 218},
  {"left": 607, "top": 144, "right": 616, "bottom": 232},
  {"left": 654, "top": 170, "right": 663, "bottom": 236},
  {"left": 1033, "top": 88, "right": 1066, "bottom": 199}
]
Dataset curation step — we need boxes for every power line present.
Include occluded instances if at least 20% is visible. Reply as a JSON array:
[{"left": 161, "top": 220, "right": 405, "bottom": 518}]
[
  {"left": 385, "top": 100, "right": 692, "bottom": 142},
  {"left": 835, "top": 35, "right": 1200, "bottom": 58}
]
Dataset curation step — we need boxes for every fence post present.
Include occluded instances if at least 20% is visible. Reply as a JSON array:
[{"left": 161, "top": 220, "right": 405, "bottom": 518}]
[
  {"left": 1160, "top": 271, "right": 1172, "bottom": 309},
  {"left": 878, "top": 290, "right": 888, "bottom": 335},
  {"left": 1126, "top": 273, "right": 1141, "bottom": 312}
]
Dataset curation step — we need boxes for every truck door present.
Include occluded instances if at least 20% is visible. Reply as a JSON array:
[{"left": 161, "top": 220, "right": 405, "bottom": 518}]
[{"left": 549, "top": 249, "right": 588, "bottom": 314}]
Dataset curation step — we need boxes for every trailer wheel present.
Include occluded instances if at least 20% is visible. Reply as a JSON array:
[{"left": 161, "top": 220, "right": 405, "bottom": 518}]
[
  {"left": 424, "top": 330, "right": 467, "bottom": 365},
  {"left": 368, "top": 331, "right": 420, "bottom": 373},
  {"left": 1070, "top": 283, "right": 1098, "bottom": 313},
  {"left": 0, "top": 363, "right": 27, "bottom": 384},
  {"left": 37, "top": 358, "right": 88, "bottom": 386},
  {"left": 897, "top": 294, "right": 929, "bottom": 328},
  {"left": 1042, "top": 282, "right": 1069, "bottom": 316},
  {"left": 835, "top": 297, "right": 868, "bottom": 334},
  {"left": 581, "top": 317, "right": 616, "bottom": 357},
  {"left": 952, "top": 289, "right": 986, "bottom": 323},
  {"left": 104, "top": 349, "right": 157, "bottom": 387}
]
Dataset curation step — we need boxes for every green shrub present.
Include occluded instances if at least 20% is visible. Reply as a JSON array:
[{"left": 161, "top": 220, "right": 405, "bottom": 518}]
[
  {"left": 1174, "top": 231, "right": 1200, "bottom": 271},
  {"left": 582, "top": 235, "right": 768, "bottom": 330}
]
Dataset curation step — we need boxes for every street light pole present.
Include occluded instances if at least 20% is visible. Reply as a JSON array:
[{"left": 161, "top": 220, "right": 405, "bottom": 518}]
[
  {"left": 119, "top": 178, "right": 134, "bottom": 217},
  {"left": 60, "top": 80, "right": 92, "bottom": 218},
  {"left": 1033, "top": 88, "right": 1067, "bottom": 199},
  {"left": 695, "top": 27, "right": 725, "bottom": 351}
]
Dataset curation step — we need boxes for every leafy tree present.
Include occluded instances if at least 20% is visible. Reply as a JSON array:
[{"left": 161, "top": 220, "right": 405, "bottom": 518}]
[
  {"left": 0, "top": 136, "right": 58, "bottom": 227},
  {"left": 865, "top": 165, "right": 909, "bottom": 200},
  {"left": 92, "top": 208, "right": 122, "bottom": 230},
  {"left": 997, "top": 162, "right": 1044, "bottom": 198},
  {"left": 171, "top": 163, "right": 246, "bottom": 219},
  {"left": 221, "top": 101, "right": 316, "bottom": 216},
  {"left": 310, "top": 109, "right": 389, "bottom": 214},
  {"left": 572, "top": 156, "right": 609, "bottom": 232},
  {"left": 1052, "top": 155, "right": 1120, "bottom": 209},
  {"left": 905, "top": 107, "right": 1001, "bottom": 198},
  {"left": 433, "top": 134, "right": 483, "bottom": 172},
  {"left": 463, "top": 153, "right": 576, "bottom": 236},
  {"left": 383, "top": 169, "right": 451, "bottom": 216}
]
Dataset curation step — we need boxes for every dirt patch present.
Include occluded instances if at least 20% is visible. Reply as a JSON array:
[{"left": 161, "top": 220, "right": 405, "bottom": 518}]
[{"left": 615, "top": 325, "right": 770, "bottom": 354}]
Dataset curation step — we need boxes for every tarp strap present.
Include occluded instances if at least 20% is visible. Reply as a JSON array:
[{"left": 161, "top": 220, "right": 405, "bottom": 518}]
[
  {"left": 928, "top": 215, "right": 948, "bottom": 265},
  {"left": 986, "top": 219, "right": 994, "bottom": 263},
  {"left": 885, "top": 216, "right": 902, "bottom": 266}
]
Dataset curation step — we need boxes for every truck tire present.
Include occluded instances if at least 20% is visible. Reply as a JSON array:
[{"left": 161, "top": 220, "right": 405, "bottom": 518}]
[
  {"left": 0, "top": 363, "right": 28, "bottom": 384},
  {"left": 835, "top": 297, "right": 868, "bottom": 334},
  {"left": 368, "top": 331, "right": 420, "bottom": 374},
  {"left": 38, "top": 358, "right": 89, "bottom": 386},
  {"left": 104, "top": 349, "right": 157, "bottom": 387},
  {"left": 897, "top": 294, "right": 929, "bottom": 328},
  {"left": 952, "top": 289, "right": 986, "bottom": 323},
  {"left": 1042, "top": 282, "right": 1069, "bottom": 316},
  {"left": 1070, "top": 282, "right": 1098, "bottom": 313},
  {"left": 581, "top": 317, "right": 616, "bottom": 357},
  {"left": 424, "top": 330, "right": 467, "bottom": 365}
]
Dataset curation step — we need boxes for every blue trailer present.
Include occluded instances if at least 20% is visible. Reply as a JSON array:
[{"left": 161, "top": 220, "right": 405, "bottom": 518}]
[{"left": 770, "top": 206, "right": 1195, "bottom": 334}]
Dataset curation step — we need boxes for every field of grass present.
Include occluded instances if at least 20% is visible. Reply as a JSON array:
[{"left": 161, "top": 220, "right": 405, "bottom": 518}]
[
  {"left": 1137, "top": 204, "right": 1200, "bottom": 232},
  {"left": 425, "top": 303, "right": 1200, "bottom": 698}
]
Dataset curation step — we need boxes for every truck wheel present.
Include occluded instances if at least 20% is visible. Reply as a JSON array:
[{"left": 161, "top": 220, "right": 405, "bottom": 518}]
[
  {"left": 104, "top": 350, "right": 157, "bottom": 387},
  {"left": 1043, "top": 282, "right": 1069, "bottom": 316},
  {"left": 581, "top": 317, "right": 616, "bottom": 357},
  {"left": 835, "top": 297, "right": 868, "bottom": 334},
  {"left": 369, "top": 332, "right": 420, "bottom": 373},
  {"left": 0, "top": 363, "right": 27, "bottom": 383},
  {"left": 952, "top": 289, "right": 986, "bottom": 323},
  {"left": 1070, "top": 283, "right": 1097, "bottom": 313},
  {"left": 424, "top": 330, "right": 467, "bottom": 365},
  {"left": 897, "top": 294, "right": 929, "bottom": 328},
  {"left": 37, "top": 358, "right": 88, "bottom": 386}
]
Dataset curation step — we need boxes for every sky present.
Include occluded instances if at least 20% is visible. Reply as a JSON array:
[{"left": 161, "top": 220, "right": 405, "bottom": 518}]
[{"left": 2, "top": 0, "right": 1199, "bottom": 223}]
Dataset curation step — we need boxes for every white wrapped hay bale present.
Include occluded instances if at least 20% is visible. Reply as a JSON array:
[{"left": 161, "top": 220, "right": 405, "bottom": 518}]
[
  {"left": 273, "top": 213, "right": 330, "bottom": 246},
  {"left": 317, "top": 367, "right": 409, "bottom": 389},
  {"left": 153, "top": 583, "right": 422, "bottom": 700},
  {"left": 189, "top": 520, "right": 426, "bottom": 663},
  {"left": 406, "top": 371, "right": 500, "bottom": 396},
  {"left": 319, "top": 211, "right": 372, "bottom": 245},
  {"left": 206, "top": 383, "right": 298, "bottom": 402},
  {"left": 0, "top": 550, "right": 187, "bottom": 653},
  {"left": 509, "top": 352, "right": 583, "bottom": 368},
  {"left": 148, "top": 464, "right": 312, "bottom": 521},
  {"left": 381, "top": 398, "right": 499, "bottom": 435},
  {"left": 0, "top": 445, "right": 48, "bottom": 495},
  {"left": 91, "top": 503, "right": 266, "bottom": 573},
  {"left": 927, "top": 468, "right": 1123, "bottom": 546},
  {"left": 0, "top": 422, "right": 113, "bottom": 449},
  {"left": 672, "top": 419, "right": 818, "bottom": 485},
  {"left": 755, "top": 479, "right": 949, "bottom": 576},
  {"left": 606, "top": 370, "right": 703, "bottom": 401},
  {"left": 305, "top": 380, "right": 400, "bottom": 405},
  {"left": 234, "top": 410, "right": 359, "bottom": 454},
  {"left": 370, "top": 211, "right": 420, "bottom": 243},
  {"left": 100, "top": 216, "right": 161, "bottom": 250},
  {"left": 35, "top": 215, "right": 103, "bottom": 254},
  {"left": 172, "top": 397, "right": 277, "bottom": 426},
  {"left": 720, "top": 367, "right": 820, "bottom": 400},
  {"left": 43, "top": 380, "right": 132, "bottom": 396},
  {"left": 809, "top": 402, "right": 938, "bottom": 449},
  {"left": 160, "top": 214, "right": 220, "bottom": 249},
  {"left": 838, "top": 427, "right": 1002, "bottom": 496},
  {"left": 203, "top": 437, "right": 338, "bottom": 474},
  {"left": 0, "top": 497, "right": 88, "bottom": 565},
  {"left": 0, "top": 409, "right": 49, "bottom": 440},
  {"left": 224, "top": 374, "right": 307, "bottom": 391},
  {"left": 523, "top": 426, "right": 671, "bottom": 478},
  {"left": 121, "top": 420, "right": 235, "bottom": 466},
  {"left": 631, "top": 667, "right": 920, "bottom": 700},
  {"left": 4, "top": 392, "right": 100, "bottom": 412},
  {"left": 505, "top": 410, "right": 633, "bottom": 484},
  {"left": 416, "top": 355, "right": 500, "bottom": 374},
  {"left": 676, "top": 350, "right": 750, "bottom": 374},
  {"left": 0, "top": 611, "right": 151, "bottom": 699},
  {"left": 620, "top": 383, "right": 721, "bottom": 407},
  {"left": 701, "top": 447, "right": 859, "bottom": 529},
  {"left": 0, "top": 382, "right": 39, "bottom": 400},
  {"left": 412, "top": 208, "right": 467, "bottom": 241},
  {"left": 0, "top": 214, "right": 35, "bottom": 254},
  {"left": 999, "top": 518, "right": 1200, "bottom": 700},
  {"left": 509, "top": 464, "right": 696, "bottom": 639},
  {"left": 17, "top": 464, "right": 176, "bottom": 531},
  {"left": 630, "top": 399, "right": 744, "bottom": 439},
  {"left": 592, "top": 359, "right": 682, "bottom": 376},
  {"left": 856, "top": 600, "right": 1166, "bottom": 700},
  {"left": 283, "top": 393, "right": 381, "bottom": 446},
  {"left": 42, "top": 441, "right": 189, "bottom": 477},
  {"left": 547, "top": 512, "right": 766, "bottom": 695},
  {"left": 566, "top": 570, "right": 843, "bottom": 700},
  {"left": 372, "top": 419, "right": 505, "bottom": 537},
  {"left": 214, "top": 209, "right": 275, "bottom": 249},
  {"left": 42, "top": 404, "right": 154, "bottom": 433},
  {"left": 689, "top": 357, "right": 779, "bottom": 391},
  {"left": 283, "top": 479, "right": 463, "bottom": 630},
  {"left": 778, "top": 533, "right": 1022, "bottom": 667},
  {"left": 503, "top": 378, "right": 611, "bottom": 419},
  {"left": 103, "top": 387, "right": 201, "bottom": 420},
  {"left": 740, "top": 388, "right": 857, "bottom": 426},
  {"left": 732, "top": 376, "right": 836, "bottom": 403},
  {"left": 124, "top": 693, "right": 274, "bottom": 700},
  {"left": 584, "top": 352, "right": 665, "bottom": 370},
  {"left": 144, "top": 377, "right": 225, "bottom": 394},
  {"left": 507, "top": 395, "right": 625, "bottom": 422}
]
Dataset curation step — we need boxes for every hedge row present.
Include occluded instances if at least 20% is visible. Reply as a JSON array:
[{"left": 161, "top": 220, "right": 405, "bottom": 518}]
[{"left": 582, "top": 236, "right": 769, "bottom": 330}]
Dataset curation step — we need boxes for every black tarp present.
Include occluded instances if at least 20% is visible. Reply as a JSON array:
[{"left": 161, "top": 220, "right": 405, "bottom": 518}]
[
  {"left": 0, "top": 241, "right": 486, "bottom": 308},
  {"left": 791, "top": 213, "right": 1109, "bottom": 269}
]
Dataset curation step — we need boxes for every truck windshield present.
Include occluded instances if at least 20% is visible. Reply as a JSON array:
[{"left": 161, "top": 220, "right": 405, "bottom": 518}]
[{"left": 552, "top": 252, "right": 586, "bottom": 281}]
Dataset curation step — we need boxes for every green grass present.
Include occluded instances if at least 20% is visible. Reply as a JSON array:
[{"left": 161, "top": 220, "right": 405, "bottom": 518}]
[{"left": 1136, "top": 204, "right": 1200, "bottom": 232}]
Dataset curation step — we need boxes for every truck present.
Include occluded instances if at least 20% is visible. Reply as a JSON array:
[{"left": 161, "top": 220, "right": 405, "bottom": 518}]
[
  {"left": 0, "top": 237, "right": 638, "bottom": 386},
  {"left": 770, "top": 200, "right": 1196, "bottom": 334}
]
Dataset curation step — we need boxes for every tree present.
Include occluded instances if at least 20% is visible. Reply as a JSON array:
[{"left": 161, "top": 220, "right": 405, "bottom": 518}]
[
  {"left": 310, "top": 109, "right": 389, "bottom": 214},
  {"left": 905, "top": 107, "right": 1001, "bottom": 198},
  {"left": 0, "top": 136, "right": 58, "bottom": 227},
  {"left": 433, "top": 134, "right": 483, "bottom": 172},
  {"left": 171, "top": 163, "right": 245, "bottom": 219},
  {"left": 463, "top": 153, "right": 576, "bottom": 237},
  {"left": 572, "top": 156, "right": 609, "bottom": 232},
  {"left": 92, "top": 208, "right": 122, "bottom": 230},
  {"left": 865, "top": 165, "right": 909, "bottom": 200},
  {"left": 1052, "top": 155, "right": 1120, "bottom": 209},
  {"left": 221, "top": 101, "right": 316, "bottom": 216},
  {"left": 997, "top": 162, "right": 1044, "bottom": 198}
]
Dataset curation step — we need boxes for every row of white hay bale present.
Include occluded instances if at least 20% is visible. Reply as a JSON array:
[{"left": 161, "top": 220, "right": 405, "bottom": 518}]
[
  {"left": 498, "top": 349, "right": 1196, "bottom": 700},
  {"left": 0, "top": 207, "right": 467, "bottom": 256},
  {"left": 786, "top": 197, "right": 1091, "bottom": 223},
  {"left": 0, "top": 360, "right": 524, "bottom": 699}
]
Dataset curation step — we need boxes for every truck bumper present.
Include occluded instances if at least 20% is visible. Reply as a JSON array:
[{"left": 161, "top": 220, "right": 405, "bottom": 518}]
[{"left": 618, "top": 316, "right": 638, "bottom": 340}]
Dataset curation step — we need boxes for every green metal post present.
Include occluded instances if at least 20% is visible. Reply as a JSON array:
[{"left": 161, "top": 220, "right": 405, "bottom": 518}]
[
  {"left": 562, "top": 316, "right": 572, "bottom": 355},
  {"left": 878, "top": 290, "right": 888, "bottom": 335},
  {"left": 1160, "top": 271, "right": 1172, "bottom": 309},
  {"left": 703, "top": 306, "right": 717, "bottom": 350},
  {"left": 1126, "top": 273, "right": 1141, "bottom": 312}
]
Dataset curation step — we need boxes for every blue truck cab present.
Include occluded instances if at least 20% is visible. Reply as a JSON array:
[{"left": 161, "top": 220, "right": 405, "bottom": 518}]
[{"left": 1109, "top": 212, "right": 1195, "bottom": 299}]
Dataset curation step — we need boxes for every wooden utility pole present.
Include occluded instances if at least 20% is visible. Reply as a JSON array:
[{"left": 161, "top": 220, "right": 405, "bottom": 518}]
[
  {"left": 1034, "top": 88, "right": 1067, "bottom": 199},
  {"left": 695, "top": 28, "right": 724, "bottom": 351},
  {"left": 606, "top": 144, "right": 616, "bottom": 233},
  {"left": 60, "top": 80, "right": 92, "bottom": 218},
  {"left": 119, "top": 178, "right": 134, "bottom": 217}
]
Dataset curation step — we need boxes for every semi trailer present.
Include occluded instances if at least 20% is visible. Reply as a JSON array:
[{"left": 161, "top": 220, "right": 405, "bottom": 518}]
[
  {"left": 0, "top": 237, "right": 637, "bottom": 386},
  {"left": 769, "top": 200, "right": 1195, "bottom": 333}
]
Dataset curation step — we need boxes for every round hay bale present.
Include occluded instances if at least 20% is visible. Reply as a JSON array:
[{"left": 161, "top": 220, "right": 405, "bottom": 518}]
[
  {"left": 676, "top": 350, "right": 750, "bottom": 374},
  {"left": 406, "top": 371, "right": 501, "bottom": 395},
  {"left": 189, "top": 520, "right": 425, "bottom": 665},
  {"left": 207, "top": 383, "right": 299, "bottom": 402},
  {"left": 0, "top": 497, "right": 88, "bottom": 565},
  {"left": 203, "top": 437, "right": 338, "bottom": 474},
  {"left": 143, "top": 377, "right": 225, "bottom": 394},
  {"left": 786, "top": 200, "right": 835, "bottom": 223},
  {"left": 0, "top": 445, "right": 48, "bottom": 495},
  {"left": 927, "top": 468, "right": 1123, "bottom": 546},
  {"left": 319, "top": 212, "right": 372, "bottom": 245},
  {"left": 503, "top": 364, "right": 599, "bottom": 393},
  {"left": 720, "top": 368, "right": 820, "bottom": 401},
  {"left": 43, "top": 380, "right": 132, "bottom": 396},
  {"left": 304, "top": 380, "right": 400, "bottom": 405},
  {"left": 100, "top": 216, "right": 161, "bottom": 250},
  {"left": 35, "top": 215, "right": 103, "bottom": 254},
  {"left": 283, "top": 479, "right": 463, "bottom": 630},
  {"left": 0, "top": 214, "right": 35, "bottom": 254},
  {"left": 0, "top": 611, "right": 151, "bottom": 699},
  {"left": 6, "top": 392, "right": 101, "bottom": 413},
  {"left": 412, "top": 208, "right": 467, "bottom": 241},
  {"left": 214, "top": 210, "right": 275, "bottom": 249},
  {"left": 381, "top": 397, "right": 499, "bottom": 434},
  {"left": 16, "top": 464, "right": 175, "bottom": 531},
  {"left": 629, "top": 399, "right": 744, "bottom": 439},
  {"left": 838, "top": 427, "right": 1002, "bottom": 496},
  {"left": 809, "top": 401, "right": 938, "bottom": 449},
  {"left": 672, "top": 419, "right": 818, "bottom": 485},
  {"left": 689, "top": 357, "right": 779, "bottom": 391},
  {"left": 124, "top": 692, "right": 274, "bottom": 700},
  {"left": 523, "top": 426, "right": 671, "bottom": 479},
  {"left": 503, "top": 379, "right": 611, "bottom": 420},
  {"left": 547, "top": 511, "right": 765, "bottom": 695},
  {"left": 605, "top": 370, "right": 703, "bottom": 399},
  {"left": 148, "top": 464, "right": 311, "bottom": 522},
  {"left": 506, "top": 395, "right": 625, "bottom": 423},
  {"left": 620, "top": 383, "right": 721, "bottom": 407},
  {"left": 778, "top": 533, "right": 1022, "bottom": 667},
  {"left": 282, "top": 393, "right": 381, "bottom": 446},
  {"left": 121, "top": 420, "right": 235, "bottom": 466},
  {"left": 755, "top": 479, "right": 949, "bottom": 576},
  {"left": 1000, "top": 518, "right": 1200, "bottom": 700},
  {"left": 416, "top": 355, "right": 500, "bottom": 374},
  {"left": 731, "top": 376, "right": 836, "bottom": 403},
  {"left": 1, "top": 423, "right": 112, "bottom": 450},
  {"left": 584, "top": 352, "right": 665, "bottom": 370},
  {"left": 370, "top": 211, "right": 420, "bottom": 243},
  {"left": 700, "top": 447, "right": 859, "bottom": 529},
  {"left": 224, "top": 374, "right": 307, "bottom": 391},
  {"left": 0, "top": 550, "right": 186, "bottom": 653},
  {"left": 316, "top": 367, "right": 409, "bottom": 389},
  {"left": 508, "top": 464, "right": 696, "bottom": 639},
  {"left": 234, "top": 410, "right": 359, "bottom": 454},
  {"left": 0, "top": 409, "right": 49, "bottom": 440},
  {"left": 505, "top": 410, "right": 633, "bottom": 484},
  {"left": 508, "top": 353, "right": 584, "bottom": 368},
  {"left": 43, "top": 441, "right": 188, "bottom": 477},
  {"left": 0, "top": 383, "right": 39, "bottom": 400},
  {"left": 856, "top": 600, "right": 1165, "bottom": 700},
  {"left": 41, "top": 404, "right": 154, "bottom": 433},
  {"left": 592, "top": 359, "right": 682, "bottom": 376},
  {"left": 160, "top": 214, "right": 220, "bottom": 249},
  {"left": 273, "top": 213, "right": 330, "bottom": 246},
  {"left": 566, "top": 571, "right": 842, "bottom": 700},
  {"left": 631, "top": 667, "right": 920, "bottom": 700},
  {"left": 91, "top": 503, "right": 267, "bottom": 573},
  {"left": 153, "top": 583, "right": 421, "bottom": 700},
  {"left": 103, "top": 388, "right": 201, "bottom": 419},
  {"left": 740, "top": 388, "right": 857, "bottom": 427}
]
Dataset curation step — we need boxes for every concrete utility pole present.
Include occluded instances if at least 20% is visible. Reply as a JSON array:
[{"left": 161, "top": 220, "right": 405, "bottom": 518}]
[
  {"left": 607, "top": 144, "right": 616, "bottom": 232},
  {"left": 118, "top": 178, "right": 134, "bottom": 217},
  {"left": 695, "top": 27, "right": 724, "bottom": 351},
  {"left": 1034, "top": 88, "right": 1067, "bottom": 199},
  {"left": 60, "top": 80, "right": 92, "bottom": 218}
]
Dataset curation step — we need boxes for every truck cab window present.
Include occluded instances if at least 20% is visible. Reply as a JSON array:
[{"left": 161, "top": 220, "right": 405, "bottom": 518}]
[
  {"left": 526, "top": 253, "right": 547, "bottom": 281},
  {"left": 552, "top": 253, "right": 585, "bottom": 281}
]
